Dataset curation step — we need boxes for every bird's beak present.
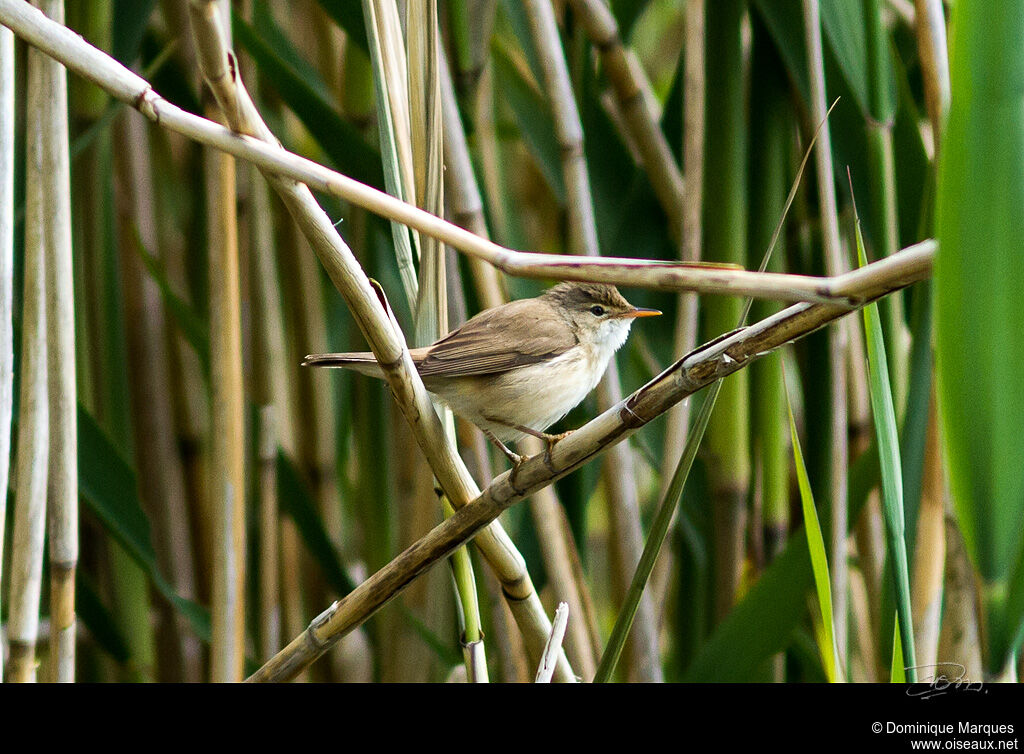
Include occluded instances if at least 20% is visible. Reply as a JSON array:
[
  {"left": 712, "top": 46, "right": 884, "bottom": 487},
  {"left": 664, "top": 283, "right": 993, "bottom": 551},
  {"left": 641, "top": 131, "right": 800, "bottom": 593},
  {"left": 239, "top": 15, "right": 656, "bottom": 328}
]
[{"left": 618, "top": 307, "right": 662, "bottom": 319}]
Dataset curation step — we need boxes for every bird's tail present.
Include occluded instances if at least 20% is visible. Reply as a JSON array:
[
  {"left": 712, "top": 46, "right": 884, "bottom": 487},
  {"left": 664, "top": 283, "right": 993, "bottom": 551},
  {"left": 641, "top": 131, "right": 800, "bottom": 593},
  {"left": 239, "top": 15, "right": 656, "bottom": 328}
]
[{"left": 302, "top": 352, "right": 385, "bottom": 379}]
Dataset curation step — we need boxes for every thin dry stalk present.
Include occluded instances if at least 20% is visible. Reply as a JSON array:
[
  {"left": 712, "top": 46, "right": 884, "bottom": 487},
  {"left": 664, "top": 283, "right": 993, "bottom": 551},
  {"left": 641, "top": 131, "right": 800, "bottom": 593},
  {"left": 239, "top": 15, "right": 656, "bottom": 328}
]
[
  {"left": 523, "top": 0, "right": 662, "bottom": 682},
  {"left": 32, "top": 0, "right": 77, "bottom": 683},
  {"left": 115, "top": 112, "right": 201, "bottom": 682},
  {"left": 440, "top": 53, "right": 504, "bottom": 309},
  {"left": 936, "top": 509, "right": 983, "bottom": 680},
  {"left": 911, "top": 390, "right": 946, "bottom": 668},
  {"left": 655, "top": 0, "right": 704, "bottom": 609},
  {"left": 248, "top": 253, "right": 926, "bottom": 681},
  {"left": 913, "top": 0, "right": 950, "bottom": 146},
  {"left": 8, "top": 33, "right": 51, "bottom": 680},
  {"left": 525, "top": 435, "right": 599, "bottom": 680},
  {"left": 535, "top": 602, "right": 569, "bottom": 683},
  {"left": 257, "top": 405, "right": 281, "bottom": 659},
  {"left": 442, "top": 44, "right": 597, "bottom": 678},
  {"left": 566, "top": 0, "right": 684, "bottom": 234},
  {"left": 0, "top": 0, "right": 926, "bottom": 308},
  {"left": 803, "top": 0, "right": 849, "bottom": 663},
  {"left": 522, "top": 0, "right": 598, "bottom": 259},
  {"left": 194, "top": 0, "right": 246, "bottom": 682},
  {"left": 249, "top": 174, "right": 292, "bottom": 661},
  {"left": 0, "top": 22, "right": 14, "bottom": 684}
]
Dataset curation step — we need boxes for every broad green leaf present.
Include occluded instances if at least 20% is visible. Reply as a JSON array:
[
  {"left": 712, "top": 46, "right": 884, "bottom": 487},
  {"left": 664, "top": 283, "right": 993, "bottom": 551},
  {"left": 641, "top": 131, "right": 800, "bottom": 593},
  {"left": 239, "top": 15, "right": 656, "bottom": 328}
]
[
  {"left": 112, "top": 0, "right": 159, "bottom": 65},
  {"left": 315, "top": 0, "right": 369, "bottom": 53},
  {"left": 277, "top": 451, "right": 356, "bottom": 596},
  {"left": 819, "top": 0, "right": 868, "bottom": 114},
  {"left": 77, "top": 571, "right": 131, "bottom": 663},
  {"left": 935, "top": 0, "right": 1024, "bottom": 672},
  {"left": 77, "top": 407, "right": 211, "bottom": 642},
  {"left": 130, "top": 226, "right": 210, "bottom": 375},
  {"left": 490, "top": 42, "right": 565, "bottom": 201}
]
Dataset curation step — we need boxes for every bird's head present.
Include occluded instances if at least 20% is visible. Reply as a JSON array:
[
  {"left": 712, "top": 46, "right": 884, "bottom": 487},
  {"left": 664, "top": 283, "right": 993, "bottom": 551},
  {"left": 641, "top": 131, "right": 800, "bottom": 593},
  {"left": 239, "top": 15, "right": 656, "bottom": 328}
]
[{"left": 544, "top": 282, "right": 661, "bottom": 354}]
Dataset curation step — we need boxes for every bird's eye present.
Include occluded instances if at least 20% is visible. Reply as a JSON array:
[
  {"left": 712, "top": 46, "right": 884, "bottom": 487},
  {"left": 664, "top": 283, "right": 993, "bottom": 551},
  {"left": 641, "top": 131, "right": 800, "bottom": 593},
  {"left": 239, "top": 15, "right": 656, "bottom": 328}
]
[{"left": 589, "top": 305, "right": 605, "bottom": 316}]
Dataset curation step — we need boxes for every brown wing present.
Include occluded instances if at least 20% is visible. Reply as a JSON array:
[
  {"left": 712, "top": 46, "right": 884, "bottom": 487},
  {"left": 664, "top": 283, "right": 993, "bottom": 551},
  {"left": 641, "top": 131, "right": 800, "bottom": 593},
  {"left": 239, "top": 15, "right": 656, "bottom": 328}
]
[{"left": 416, "top": 299, "right": 576, "bottom": 377}]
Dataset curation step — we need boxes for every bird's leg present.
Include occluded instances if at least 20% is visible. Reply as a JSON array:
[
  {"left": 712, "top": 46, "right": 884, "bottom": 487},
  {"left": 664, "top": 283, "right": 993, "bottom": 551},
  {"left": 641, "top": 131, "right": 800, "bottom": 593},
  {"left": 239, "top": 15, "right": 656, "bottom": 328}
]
[
  {"left": 485, "top": 417, "right": 574, "bottom": 468},
  {"left": 481, "top": 427, "right": 524, "bottom": 468}
]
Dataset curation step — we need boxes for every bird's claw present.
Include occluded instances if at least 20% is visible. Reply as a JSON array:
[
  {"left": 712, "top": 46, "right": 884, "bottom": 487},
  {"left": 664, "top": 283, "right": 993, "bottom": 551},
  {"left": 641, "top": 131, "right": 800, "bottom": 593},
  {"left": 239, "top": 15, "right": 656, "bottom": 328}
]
[{"left": 542, "top": 430, "right": 573, "bottom": 470}]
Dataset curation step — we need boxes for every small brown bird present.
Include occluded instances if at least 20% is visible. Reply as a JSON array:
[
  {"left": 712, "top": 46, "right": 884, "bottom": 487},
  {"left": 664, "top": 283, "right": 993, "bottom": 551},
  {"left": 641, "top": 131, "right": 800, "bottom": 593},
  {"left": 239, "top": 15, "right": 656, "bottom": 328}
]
[{"left": 304, "top": 282, "right": 660, "bottom": 464}]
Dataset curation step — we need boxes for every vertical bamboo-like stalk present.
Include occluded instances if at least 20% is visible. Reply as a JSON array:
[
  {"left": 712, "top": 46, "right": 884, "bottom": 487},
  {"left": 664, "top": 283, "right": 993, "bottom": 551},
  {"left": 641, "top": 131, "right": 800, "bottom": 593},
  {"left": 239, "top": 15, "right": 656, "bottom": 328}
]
[
  {"left": 748, "top": 19, "right": 791, "bottom": 569},
  {"left": 410, "top": 0, "right": 487, "bottom": 681},
  {"left": 36, "top": 0, "right": 77, "bottom": 682},
  {"left": 936, "top": 512, "right": 983, "bottom": 679},
  {"left": 256, "top": 405, "right": 280, "bottom": 659},
  {"left": 195, "top": 0, "right": 246, "bottom": 683},
  {"left": 235, "top": 8, "right": 310, "bottom": 673},
  {"left": 566, "top": 0, "right": 684, "bottom": 235},
  {"left": 440, "top": 53, "right": 504, "bottom": 310},
  {"left": 248, "top": 175, "right": 292, "bottom": 657},
  {"left": 443, "top": 49, "right": 599, "bottom": 677},
  {"left": 0, "top": 19, "right": 13, "bottom": 686},
  {"left": 911, "top": 393, "right": 945, "bottom": 668},
  {"left": 913, "top": 0, "right": 950, "bottom": 150},
  {"left": 802, "top": 0, "right": 849, "bottom": 663},
  {"left": 864, "top": 0, "right": 908, "bottom": 413},
  {"left": 115, "top": 112, "right": 202, "bottom": 682},
  {"left": 655, "top": 0, "right": 704, "bottom": 612},
  {"left": 702, "top": 0, "right": 750, "bottom": 626},
  {"left": 8, "top": 32, "right": 51, "bottom": 680},
  {"left": 911, "top": 0, "right": 951, "bottom": 676},
  {"left": 522, "top": 0, "right": 662, "bottom": 682}
]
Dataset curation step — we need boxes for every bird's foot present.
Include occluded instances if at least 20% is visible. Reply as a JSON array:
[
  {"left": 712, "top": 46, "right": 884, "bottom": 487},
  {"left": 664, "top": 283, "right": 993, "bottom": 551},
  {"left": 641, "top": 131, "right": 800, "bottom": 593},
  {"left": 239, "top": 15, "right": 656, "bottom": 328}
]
[{"left": 541, "top": 430, "right": 573, "bottom": 470}]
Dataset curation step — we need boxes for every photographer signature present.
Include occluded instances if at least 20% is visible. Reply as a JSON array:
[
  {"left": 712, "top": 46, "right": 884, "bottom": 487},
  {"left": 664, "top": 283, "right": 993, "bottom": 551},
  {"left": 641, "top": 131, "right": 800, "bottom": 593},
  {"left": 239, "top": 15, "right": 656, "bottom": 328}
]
[{"left": 905, "top": 663, "right": 985, "bottom": 699}]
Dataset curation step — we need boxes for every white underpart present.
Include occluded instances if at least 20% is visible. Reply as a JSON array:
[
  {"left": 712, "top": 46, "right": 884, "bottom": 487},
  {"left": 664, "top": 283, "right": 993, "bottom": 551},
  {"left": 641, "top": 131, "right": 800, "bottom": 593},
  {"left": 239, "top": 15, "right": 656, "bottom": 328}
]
[{"left": 431, "top": 317, "right": 633, "bottom": 443}]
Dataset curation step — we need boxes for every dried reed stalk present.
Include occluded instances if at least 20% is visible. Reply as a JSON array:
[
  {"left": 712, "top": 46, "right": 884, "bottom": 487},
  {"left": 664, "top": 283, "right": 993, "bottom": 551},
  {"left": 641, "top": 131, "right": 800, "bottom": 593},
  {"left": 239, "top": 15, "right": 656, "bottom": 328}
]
[
  {"left": 567, "top": 0, "right": 684, "bottom": 234},
  {"left": 8, "top": 26, "right": 51, "bottom": 679},
  {"left": 913, "top": 0, "right": 950, "bottom": 146},
  {"left": 115, "top": 112, "right": 201, "bottom": 682},
  {"left": 911, "top": 391, "right": 946, "bottom": 668},
  {"left": 803, "top": 0, "right": 849, "bottom": 662},
  {"left": 248, "top": 253, "right": 928, "bottom": 681},
  {"left": 194, "top": 0, "right": 246, "bottom": 683},
  {"left": 439, "top": 53, "right": 504, "bottom": 309},
  {"left": 655, "top": 0, "right": 704, "bottom": 610},
  {"left": 523, "top": 0, "right": 662, "bottom": 682},
  {"left": 31, "top": 0, "right": 78, "bottom": 683},
  {"left": 0, "top": 0, "right": 931, "bottom": 306},
  {"left": 0, "top": 19, "right": 14, "bottom": 685},
  {"left": 441, "top": 38, "right": 598, "bottom": 679}
]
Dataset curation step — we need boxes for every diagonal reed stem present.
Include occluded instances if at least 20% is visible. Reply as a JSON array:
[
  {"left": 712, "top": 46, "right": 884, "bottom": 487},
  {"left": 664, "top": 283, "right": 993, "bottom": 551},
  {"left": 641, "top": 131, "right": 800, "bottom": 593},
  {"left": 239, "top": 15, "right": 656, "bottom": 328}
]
[{"left": 248, "top": 253, "right": 927, "bottom": 681}]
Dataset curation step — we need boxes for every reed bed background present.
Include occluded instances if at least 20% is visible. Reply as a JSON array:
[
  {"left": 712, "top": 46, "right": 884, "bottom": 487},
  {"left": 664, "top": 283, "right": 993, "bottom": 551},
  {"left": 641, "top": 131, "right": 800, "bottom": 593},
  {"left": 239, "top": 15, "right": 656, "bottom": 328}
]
[{"left": 0, "top": 0, "right": 1020, "bottom": 683}]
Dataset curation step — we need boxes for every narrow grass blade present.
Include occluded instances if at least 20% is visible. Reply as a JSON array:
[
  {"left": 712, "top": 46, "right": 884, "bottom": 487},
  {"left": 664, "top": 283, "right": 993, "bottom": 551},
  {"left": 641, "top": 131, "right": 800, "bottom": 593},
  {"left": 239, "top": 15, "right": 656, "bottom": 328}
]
[
  {"left": 890, "top": 619, "right": 906, "bottom": 683},
  {"left": 851, "top": 175, "right": 917, "bottom": 681},
  {"left": 595, "top": 97, "right": 836, "bottom": 682},
  {"left": 784, "top": 368, "right": 842, "bottom": 682}
]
